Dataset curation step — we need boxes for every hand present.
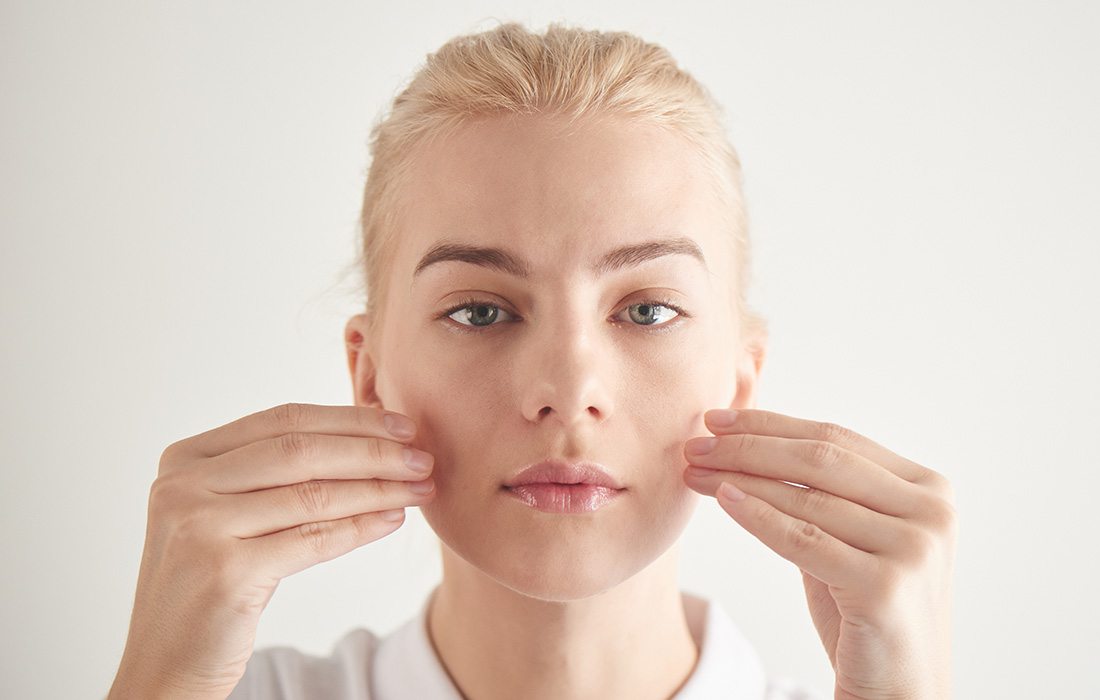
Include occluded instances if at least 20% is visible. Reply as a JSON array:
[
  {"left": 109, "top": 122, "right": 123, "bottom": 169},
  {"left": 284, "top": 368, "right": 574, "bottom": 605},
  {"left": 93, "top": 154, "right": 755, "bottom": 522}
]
[
  {"left": 109, "top": 403, "right": 437, "bottom": 699},
  {"left": 682, "top": 409, "right": 957, "bottom": 700}
]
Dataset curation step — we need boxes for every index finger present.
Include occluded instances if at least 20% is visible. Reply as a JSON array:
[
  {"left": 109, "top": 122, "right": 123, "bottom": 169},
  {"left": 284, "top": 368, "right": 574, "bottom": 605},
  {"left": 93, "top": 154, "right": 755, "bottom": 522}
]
[
  {"left": 699, "top": 408, "right": 928, "bottom": 483},
  {"left": 171, "top": 403, "right": 417, "bottom": 459}
]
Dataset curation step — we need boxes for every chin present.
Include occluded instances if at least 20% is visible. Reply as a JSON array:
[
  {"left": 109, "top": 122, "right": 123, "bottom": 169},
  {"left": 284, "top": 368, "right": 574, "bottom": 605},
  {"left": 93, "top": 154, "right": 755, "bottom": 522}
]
[
  {"left": 424, "top": 496, "right": 695, "bottom": 604},
  {"left": 481, "top": 547, "right": 642, "bottom": 603}
]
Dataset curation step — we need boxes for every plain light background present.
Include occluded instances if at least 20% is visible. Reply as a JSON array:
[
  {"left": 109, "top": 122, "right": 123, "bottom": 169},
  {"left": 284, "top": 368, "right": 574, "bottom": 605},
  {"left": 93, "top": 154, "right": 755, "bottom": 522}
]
[{"left": 2, "top": 1, "right": 1097, "bottom": 698}]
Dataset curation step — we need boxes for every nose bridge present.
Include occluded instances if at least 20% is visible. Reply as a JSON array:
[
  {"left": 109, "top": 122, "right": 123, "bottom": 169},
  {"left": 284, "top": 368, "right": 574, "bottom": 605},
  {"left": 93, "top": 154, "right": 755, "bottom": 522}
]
[{"left": 521, "top": 292, "right": 613, "bottom": 425}]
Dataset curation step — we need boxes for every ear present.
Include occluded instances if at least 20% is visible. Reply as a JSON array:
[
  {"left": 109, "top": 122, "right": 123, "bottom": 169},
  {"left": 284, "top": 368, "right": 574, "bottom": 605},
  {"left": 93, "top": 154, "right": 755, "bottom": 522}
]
[
  {"left": 344, "top": 313, "right": 384, "bottom": 409},
  {"left": 731, "top": 326, "right": 768, "bottom": 410}
]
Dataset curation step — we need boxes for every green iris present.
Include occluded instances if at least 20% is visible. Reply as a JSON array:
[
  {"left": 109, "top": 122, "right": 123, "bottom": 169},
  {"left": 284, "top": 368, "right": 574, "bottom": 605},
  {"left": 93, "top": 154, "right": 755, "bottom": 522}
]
[
  {"left": 628, "top": 303, "right": 662, "bottom": 325},
  {"left": 464, "top": 304, "right": 499, "bottom": 326}
]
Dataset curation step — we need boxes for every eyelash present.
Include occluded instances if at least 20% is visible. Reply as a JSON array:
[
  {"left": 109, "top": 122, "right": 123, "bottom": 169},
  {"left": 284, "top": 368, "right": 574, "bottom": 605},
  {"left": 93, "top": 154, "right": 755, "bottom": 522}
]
[{"left": 437, "top": 296, "right": 690, "bottom": 336}]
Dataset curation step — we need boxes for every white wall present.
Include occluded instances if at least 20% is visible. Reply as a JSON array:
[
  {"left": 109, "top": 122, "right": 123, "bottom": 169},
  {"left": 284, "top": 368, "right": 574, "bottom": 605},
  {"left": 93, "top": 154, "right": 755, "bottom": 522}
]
[{"left": 2, "top": 1, "right": 1097, "bottom": 698}]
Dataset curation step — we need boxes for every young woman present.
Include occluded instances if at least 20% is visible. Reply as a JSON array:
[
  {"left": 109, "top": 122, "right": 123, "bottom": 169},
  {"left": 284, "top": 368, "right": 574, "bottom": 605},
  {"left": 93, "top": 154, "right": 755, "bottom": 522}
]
[{"left": 109, "top": 22, "right": 957, "bottom": 700}]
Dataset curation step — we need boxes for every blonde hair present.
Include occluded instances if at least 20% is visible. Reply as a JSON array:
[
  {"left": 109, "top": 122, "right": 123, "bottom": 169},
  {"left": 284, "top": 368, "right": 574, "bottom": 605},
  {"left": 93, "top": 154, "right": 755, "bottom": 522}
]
[{"left": 354, "top": 21, "right": 768, "bottom": 351}]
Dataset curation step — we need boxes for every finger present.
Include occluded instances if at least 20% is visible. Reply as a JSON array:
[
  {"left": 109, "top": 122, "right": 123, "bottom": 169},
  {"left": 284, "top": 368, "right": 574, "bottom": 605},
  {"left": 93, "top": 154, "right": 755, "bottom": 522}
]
[
  {"left": 684, "top": 467, "right": 911, "bottom": 555},
  {"left": 685, "top": 432, "right": 923, "bottom": 518},
  {"left": 200, "top": 432, "right": 433, "bottom": 494},
  {"left": 173, "top": 403, "right": 417, "bottom": 459},
  {"left": 243, "top": 508, "right": 410, "bottom": 581},
  {"left": 223, "top": 477, "right": 435, "bottom": 538},
  {"left": 701, "top": 408, "right": 929, "bottom": 483},
  {"left": 711, "top": 479, "right": 878, "bottom": 591}
]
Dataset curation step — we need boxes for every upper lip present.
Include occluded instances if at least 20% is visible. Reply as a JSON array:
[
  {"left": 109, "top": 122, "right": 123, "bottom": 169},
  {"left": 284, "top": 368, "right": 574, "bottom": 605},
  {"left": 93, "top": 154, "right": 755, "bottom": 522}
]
[{"left": 504, "top": 459, "right": 624, "bottom": 490}]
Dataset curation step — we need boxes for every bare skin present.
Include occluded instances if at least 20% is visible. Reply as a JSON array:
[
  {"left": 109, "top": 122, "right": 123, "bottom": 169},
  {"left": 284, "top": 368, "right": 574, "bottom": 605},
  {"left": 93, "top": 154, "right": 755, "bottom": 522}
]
[
  {"left": 107, "top": 403, "right": 438, "bottom": 699},
  {"left": 107, "top": 101, "right": 953, "bottom": 699},
  {"left": 343, "top": 111, "right": 766, "bottom": 699}
]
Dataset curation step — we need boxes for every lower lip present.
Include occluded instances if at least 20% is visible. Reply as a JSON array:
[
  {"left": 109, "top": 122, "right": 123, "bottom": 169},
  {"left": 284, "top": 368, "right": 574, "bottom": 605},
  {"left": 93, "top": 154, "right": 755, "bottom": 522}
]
[{"left": 503, "top": 483, "right": 623, "bottom": 513}]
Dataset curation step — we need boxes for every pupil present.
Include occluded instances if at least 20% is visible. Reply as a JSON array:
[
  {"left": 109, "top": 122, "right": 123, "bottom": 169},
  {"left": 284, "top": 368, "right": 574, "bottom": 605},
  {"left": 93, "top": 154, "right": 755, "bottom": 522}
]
[{"left": 469, "top": 305, "right": 496, "bottom": 325}]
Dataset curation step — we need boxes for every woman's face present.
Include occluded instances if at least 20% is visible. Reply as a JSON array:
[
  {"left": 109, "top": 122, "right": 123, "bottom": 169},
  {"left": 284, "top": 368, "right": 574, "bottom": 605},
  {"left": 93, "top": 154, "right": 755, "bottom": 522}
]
[{"left": 349, "top": 113, "right": 755, "bottom": 600}]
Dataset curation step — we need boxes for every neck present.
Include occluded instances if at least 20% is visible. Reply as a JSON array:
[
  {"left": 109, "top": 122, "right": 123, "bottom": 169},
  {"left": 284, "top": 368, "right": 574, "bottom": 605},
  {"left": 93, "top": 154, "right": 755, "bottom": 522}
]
[{"left": 426, "top": 541, "right": 702, "bottom": 700}]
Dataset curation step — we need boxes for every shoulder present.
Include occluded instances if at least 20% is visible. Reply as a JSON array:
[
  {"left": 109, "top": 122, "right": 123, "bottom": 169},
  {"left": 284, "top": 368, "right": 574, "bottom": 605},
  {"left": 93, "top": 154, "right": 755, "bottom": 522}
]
[{"left": 227, "top": 628, "right": 381, "bottom": 700}]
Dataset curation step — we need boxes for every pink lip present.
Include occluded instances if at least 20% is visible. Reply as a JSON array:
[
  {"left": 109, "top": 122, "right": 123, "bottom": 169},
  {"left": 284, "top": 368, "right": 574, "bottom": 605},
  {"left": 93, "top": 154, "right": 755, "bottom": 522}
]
[
  {"left": 504, "top": 483, "right": 622, "bottom": 513},
  {"left": 502, "top": 459, "right": 624, "bottom": 514},
  {"left": 504, "top": 459, "right": 624, "bottom": 489}
]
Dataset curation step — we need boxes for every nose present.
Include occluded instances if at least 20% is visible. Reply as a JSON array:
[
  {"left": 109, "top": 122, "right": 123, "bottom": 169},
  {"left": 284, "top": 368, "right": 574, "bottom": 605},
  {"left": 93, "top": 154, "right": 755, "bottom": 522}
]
[{"left": 519, "top": 310, "right": 615, "bottom": 429}]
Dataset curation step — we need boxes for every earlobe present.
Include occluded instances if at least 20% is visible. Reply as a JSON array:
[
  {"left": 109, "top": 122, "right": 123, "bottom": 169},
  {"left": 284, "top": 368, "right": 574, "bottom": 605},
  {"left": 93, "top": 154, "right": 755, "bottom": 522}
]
[
  {"left": 732, "top": 331, "right": 768, "bottom": 411},
  {"left": 344, "top": 313, "right": 383, "bottom": 408}
]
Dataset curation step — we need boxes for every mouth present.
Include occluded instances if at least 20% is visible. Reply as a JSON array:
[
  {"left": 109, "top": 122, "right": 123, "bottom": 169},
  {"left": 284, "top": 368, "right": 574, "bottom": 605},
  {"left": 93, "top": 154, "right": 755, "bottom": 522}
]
[
  {"left": 504, "top": 458, "right": 623, "bottom": 489},
  {"left": 502, "top": 482, "right": 623, "bottom": 513},
  {"left": 501, "top": 458, "right": 625, "bottom": 514}
]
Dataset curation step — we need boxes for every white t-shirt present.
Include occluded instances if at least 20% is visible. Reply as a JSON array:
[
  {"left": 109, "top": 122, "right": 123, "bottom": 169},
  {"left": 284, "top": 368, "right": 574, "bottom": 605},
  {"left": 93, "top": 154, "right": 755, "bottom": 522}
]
[{"left": 227, "top": 589, "right": 824, "bottom": 699}]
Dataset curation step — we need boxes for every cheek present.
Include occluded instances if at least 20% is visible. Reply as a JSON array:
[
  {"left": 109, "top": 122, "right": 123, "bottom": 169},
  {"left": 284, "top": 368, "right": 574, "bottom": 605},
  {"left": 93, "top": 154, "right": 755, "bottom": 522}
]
[
  {"left": 630, "top": 347, "right": 732, "bottom": 430},
  {"left": 382, "top": 327, "right": 498, "bottom": 411},
  {"left": 383, "top": 369, "right": 499, "bottom": 492},
  {"left": 676, "top": 328, "right": 739, "bottom": 405}
]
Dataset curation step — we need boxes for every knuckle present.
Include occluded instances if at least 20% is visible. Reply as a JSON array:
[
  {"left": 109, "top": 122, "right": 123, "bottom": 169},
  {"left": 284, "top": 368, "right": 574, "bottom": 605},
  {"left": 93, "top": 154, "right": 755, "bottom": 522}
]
[
  {"left": 278, "top": 431, "right": 316, "bottom": 465},
  {"left": 296, "top": 519, "right": 333, "bottom": 556},
  {"left": 919, "top": 467, "right": 955, "bottom": 500},
  {"left": 367, "top": 478, "right": 389, "bottom": 498},
  {"left": 755, "top": 411, "right": 775, "bottom": 434},
  {"left": 148, "top": 472, "right": 186, "bottom": 518},
  {"left": 158, "top": 442, "right": 184, "bottom": 474},
  {"left": 272, "top": 402, "right": 311, "bottom": 432},
  {"left": 894, "top": 518, "right": 954, "bottom": 569},
  {"left": 365, "top": 436, "right": 386, "bottom": 465},
  {"left": 817, "top": 421, "right": 857, "bottom": 447},
  {"left": 352, "top": 512, "right": 382, "bottom": 540},
  {"left": 291, "top": 480, "right": 330, "bottom": 518},
  {"left": 148, "top": 474, "right": 174, "bottom": 507},
  {"left": 785, "top": 518, "right": 825, "bottom": 553},
  {"left": 792, "top": 484, "right": 829, "bottom": 513},
  {"left": 806, "top": 439, "right": 842, "bottom": 469},
  {"left": 906, "top": 469, "right": 959, "bottom": 530},
  {"left": 922, "top": 495, "right": 959, "bottom": 534},
  {"left": 941, "top": 478, "right": 958, "bottom": 506}
]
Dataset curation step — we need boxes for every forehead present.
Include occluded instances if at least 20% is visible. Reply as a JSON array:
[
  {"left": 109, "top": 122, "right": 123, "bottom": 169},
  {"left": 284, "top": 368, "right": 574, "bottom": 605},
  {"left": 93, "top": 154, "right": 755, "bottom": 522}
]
[{"left": 392, "top": 113, "right": 731, "bottom": 279}]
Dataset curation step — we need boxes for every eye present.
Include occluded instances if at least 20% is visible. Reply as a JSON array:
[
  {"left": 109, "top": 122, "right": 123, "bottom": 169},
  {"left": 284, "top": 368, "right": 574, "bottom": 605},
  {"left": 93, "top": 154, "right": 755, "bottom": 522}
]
[
  {"left": 441, "top": 298, "right": 518, "bottom": 331},
  {"left": 615, "top": 300, "right": 684, "bottom": 328},
  {"left": 437, "top": 296, "right": 688, "bottom": 334}
]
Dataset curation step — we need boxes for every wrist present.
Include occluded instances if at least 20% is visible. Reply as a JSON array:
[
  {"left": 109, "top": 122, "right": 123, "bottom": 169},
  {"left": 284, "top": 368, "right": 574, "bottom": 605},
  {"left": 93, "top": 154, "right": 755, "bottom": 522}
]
[{"left": 109, "top": 668, "right": 233, "bottom": 700}]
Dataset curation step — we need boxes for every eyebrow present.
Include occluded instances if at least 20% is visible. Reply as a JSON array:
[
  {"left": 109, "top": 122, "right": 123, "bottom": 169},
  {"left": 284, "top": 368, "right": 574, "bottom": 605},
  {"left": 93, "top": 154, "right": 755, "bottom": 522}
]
[{"left": 412, "top": 236, "right": 708, "bottom": 280}]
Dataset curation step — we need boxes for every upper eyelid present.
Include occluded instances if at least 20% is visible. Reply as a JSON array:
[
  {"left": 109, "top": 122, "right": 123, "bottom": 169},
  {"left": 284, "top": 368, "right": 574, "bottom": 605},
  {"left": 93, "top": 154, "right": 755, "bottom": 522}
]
[
  {"left": 439, "top": 298, "right": 518, "bottom": 321},
  {"left": 439, "top": 297, "right": 686, "bottom": 328}
]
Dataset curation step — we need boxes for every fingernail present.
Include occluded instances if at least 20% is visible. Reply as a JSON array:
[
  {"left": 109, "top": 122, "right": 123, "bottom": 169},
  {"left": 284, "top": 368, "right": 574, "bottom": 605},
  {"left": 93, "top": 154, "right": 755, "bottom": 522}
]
[
  {"left": 686, "top": 466, "right": 720, "bottom": 478},
  {"left": 403, "top": 448, "right": 433, "bottom": 472},
  {"left": 408, "top": 479, "right": 435, "bottom": 495},
  {"left": 708, "top": 409, "right": 739, "bottom": 427},
  {"left": 384, "top": 413, "right": 416, "bottom": 438},
  {"left": 718, "top": 482, "right": 747, "bottom": 502},
  {"left": 687, "top": 437, "right": 718, "bottom": 456}
]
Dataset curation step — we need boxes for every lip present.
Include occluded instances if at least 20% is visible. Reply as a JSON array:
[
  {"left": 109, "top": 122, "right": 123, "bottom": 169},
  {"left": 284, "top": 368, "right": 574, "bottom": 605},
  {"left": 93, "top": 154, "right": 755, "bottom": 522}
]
[
  {"left": 504, "top": 483, "right": 622, "bottom": 513},
  {"left": 504, "top": 459, "right": 624, "bottom": 490},
  {"left": 502, "top": 459, "right": 624, "bottom": 514}
]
